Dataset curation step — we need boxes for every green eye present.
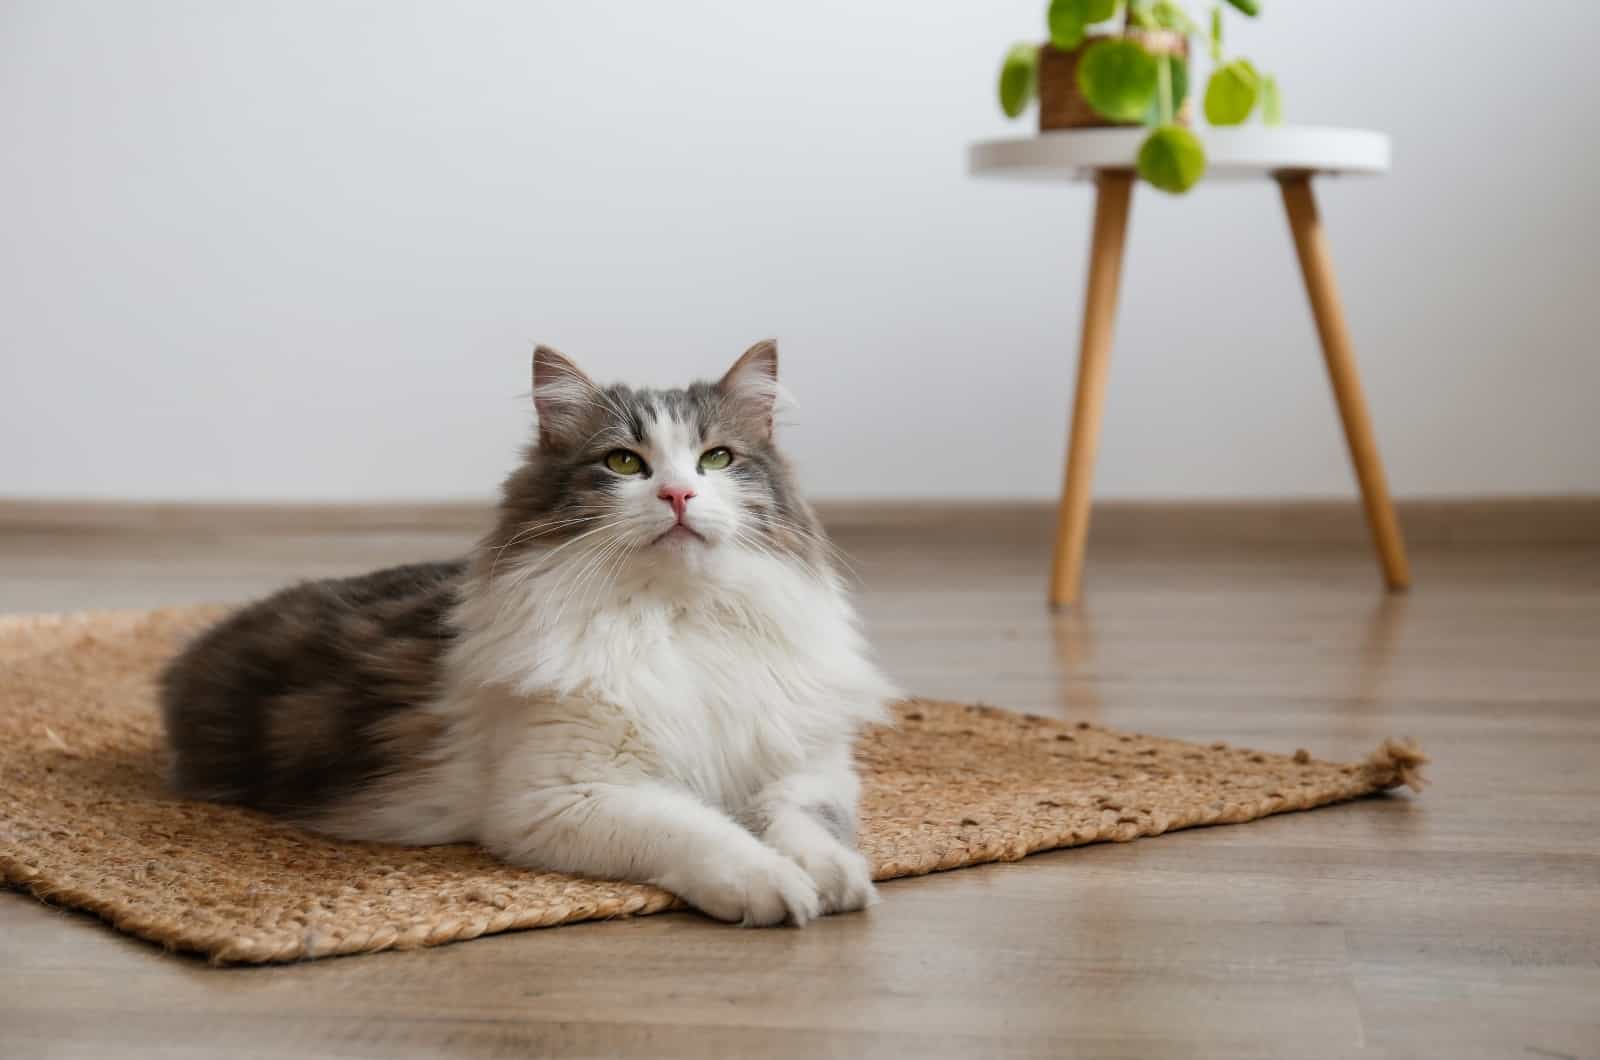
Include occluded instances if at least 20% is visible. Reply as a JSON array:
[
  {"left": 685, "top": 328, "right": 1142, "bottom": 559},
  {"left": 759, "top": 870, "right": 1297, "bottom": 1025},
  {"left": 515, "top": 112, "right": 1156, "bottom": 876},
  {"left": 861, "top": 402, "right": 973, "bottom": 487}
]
[
  {"left": 605, "top": 450, "right": 645, "bottom": 476},
  {"left": 698, "top": 447, "right": 733, "bottom": 471}
]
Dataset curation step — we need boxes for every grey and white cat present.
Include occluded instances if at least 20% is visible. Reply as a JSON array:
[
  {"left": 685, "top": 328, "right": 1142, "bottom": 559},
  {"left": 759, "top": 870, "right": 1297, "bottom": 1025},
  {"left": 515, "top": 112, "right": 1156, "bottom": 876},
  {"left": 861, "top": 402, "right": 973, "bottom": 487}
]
[{"left": 161, "top": 341, "right": 897, "bottom": 926}]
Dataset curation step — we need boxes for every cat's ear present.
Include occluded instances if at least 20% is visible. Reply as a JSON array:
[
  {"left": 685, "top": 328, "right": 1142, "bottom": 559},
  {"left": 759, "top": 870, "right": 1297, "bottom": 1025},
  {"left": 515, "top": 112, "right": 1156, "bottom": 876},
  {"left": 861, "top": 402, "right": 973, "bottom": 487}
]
[
  {"left": 532, "top": 345, "right": 598, "bottom": 449},
  {"left": 717, "top": 339, "right": 781, "bottom": 439}
]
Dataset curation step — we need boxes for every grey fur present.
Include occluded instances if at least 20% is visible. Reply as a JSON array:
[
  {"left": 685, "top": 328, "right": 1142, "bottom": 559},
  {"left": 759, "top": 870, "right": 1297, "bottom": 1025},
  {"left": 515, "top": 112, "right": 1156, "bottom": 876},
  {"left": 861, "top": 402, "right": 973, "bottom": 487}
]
[{"left": 806, "top": 801, "right": 857, "bottom": 844}]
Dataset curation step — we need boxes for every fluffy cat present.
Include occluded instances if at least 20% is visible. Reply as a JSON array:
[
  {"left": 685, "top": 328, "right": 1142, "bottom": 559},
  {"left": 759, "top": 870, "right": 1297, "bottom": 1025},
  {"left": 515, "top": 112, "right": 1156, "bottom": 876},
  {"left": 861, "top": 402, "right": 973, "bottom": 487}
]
[{"left": 160, "top": 341, "right": 897, "bottom": 926}]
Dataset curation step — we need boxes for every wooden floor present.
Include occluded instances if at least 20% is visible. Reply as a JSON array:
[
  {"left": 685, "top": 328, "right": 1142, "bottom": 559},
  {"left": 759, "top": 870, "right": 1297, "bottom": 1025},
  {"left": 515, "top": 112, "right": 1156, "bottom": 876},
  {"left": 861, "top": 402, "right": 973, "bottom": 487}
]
[{"left": 2, "top": 504, "right": 1598, "bottom": 1060}]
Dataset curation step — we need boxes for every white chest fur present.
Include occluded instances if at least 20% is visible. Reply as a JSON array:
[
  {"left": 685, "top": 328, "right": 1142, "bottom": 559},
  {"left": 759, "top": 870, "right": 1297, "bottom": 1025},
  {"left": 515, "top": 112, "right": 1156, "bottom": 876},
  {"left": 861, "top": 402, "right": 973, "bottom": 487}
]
[
  {"left": 568, "top": 598, "right": 851, "bottom": 803},
  {"left": 447, "top": 549, "right": 896, "bottom": 812}
]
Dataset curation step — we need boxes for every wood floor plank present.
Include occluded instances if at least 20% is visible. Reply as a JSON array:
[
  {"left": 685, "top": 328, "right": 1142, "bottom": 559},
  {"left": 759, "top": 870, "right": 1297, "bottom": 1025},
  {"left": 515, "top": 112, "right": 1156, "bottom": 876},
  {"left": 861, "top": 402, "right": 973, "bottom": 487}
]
[{"left": 1, "top": 504, "right": 1597, "bottom": 1059}]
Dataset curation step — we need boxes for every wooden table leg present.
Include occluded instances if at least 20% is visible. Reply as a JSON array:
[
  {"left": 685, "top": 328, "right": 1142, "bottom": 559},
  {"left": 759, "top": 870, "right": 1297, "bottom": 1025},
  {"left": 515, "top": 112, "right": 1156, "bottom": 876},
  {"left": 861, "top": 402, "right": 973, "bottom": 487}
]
[
  {"left": 1279, "top": 174, "right": 1412, "bottom": 591},
  {"left": 1049, "top": 170, "right": 1134, "bottom": 608}
]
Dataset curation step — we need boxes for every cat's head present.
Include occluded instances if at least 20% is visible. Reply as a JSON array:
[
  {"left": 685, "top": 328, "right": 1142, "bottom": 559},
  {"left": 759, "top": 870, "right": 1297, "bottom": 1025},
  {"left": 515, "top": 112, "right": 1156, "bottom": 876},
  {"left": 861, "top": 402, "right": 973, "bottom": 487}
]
[{"left": 488, "top": 341, "right": 827, "bottom": 580}]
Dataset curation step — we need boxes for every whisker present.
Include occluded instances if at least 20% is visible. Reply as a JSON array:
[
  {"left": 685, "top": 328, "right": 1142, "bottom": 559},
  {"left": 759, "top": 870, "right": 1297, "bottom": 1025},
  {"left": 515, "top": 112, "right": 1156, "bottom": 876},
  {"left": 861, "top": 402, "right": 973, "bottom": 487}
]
[
  {"left": 546, "top": 530, "right": 634, "bottom": 633},
  {"left": 748, "top": 512, "right": 860, "bottom": 581},
  {"left": 488, "top": 512, "right": 626, "bottom": 584}
]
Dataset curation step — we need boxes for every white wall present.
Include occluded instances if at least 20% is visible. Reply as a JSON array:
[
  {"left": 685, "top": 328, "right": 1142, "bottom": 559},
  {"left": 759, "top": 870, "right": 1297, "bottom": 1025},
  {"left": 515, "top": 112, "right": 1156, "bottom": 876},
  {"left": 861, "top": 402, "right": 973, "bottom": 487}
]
[{"left": 3, "top": 0, "right": 1596, "bottom": 502}]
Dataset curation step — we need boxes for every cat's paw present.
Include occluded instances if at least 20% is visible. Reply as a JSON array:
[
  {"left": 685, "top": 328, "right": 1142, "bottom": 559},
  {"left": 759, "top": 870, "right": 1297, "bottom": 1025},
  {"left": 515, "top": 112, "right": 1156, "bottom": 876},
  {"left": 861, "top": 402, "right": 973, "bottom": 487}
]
[
  {"left": 666, "top": 849, "right": 822, "bottom": 927},
  {"left": 766, "top": 828, "right": 878, "bottom": 915},
  {"left": 803, "top": 842, "right": 878, "bottom": 915}
]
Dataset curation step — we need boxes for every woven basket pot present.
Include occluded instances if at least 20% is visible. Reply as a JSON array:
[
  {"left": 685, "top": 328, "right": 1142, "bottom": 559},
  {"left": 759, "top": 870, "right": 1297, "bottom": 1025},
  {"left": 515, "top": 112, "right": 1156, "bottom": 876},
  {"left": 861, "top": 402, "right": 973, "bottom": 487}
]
[{"left": 1038, "top": 29, "right": 1191, "bottom": 132}]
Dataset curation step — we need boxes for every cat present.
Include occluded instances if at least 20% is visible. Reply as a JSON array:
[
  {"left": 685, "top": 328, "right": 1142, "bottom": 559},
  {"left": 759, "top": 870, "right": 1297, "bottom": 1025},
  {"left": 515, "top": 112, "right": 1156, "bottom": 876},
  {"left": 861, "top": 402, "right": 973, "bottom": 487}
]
[{"left": 160, "top": 340, "right": 898, "bottom": 926}]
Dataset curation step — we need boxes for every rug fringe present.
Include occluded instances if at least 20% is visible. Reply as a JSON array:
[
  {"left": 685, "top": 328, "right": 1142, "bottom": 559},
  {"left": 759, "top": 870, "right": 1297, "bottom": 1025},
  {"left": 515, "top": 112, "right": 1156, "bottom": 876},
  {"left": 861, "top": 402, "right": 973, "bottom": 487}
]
[{"left": 1363, "top": 738, "right": 1430, "bottom": 793}]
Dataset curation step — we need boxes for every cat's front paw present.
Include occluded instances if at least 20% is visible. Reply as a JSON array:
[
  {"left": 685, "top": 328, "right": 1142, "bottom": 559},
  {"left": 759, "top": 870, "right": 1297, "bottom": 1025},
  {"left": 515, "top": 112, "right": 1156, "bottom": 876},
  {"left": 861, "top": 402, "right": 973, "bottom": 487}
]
[
  {"left": 664, "top": 849, "right": 822, "bottom": 927},
  {"left": 767, "top": 828, "right": 878, "bottom": 915}
]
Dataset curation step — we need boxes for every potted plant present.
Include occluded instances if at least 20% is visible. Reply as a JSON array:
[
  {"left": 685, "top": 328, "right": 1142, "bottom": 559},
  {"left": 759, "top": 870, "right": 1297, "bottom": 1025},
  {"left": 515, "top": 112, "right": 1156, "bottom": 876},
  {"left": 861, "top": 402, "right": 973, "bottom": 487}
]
[{"left": 997, "top": 0, "right": 1282, "bottom": 193}]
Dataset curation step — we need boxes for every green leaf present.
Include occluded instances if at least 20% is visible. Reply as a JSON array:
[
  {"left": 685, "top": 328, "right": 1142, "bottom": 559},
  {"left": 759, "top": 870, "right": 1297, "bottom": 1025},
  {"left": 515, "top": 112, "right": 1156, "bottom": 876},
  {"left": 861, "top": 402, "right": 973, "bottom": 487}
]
[
  {"left": 1151, "top": 0, "right": 1199, "bottom": 34},
  {"left": 1204, "top": 58, "right": 1260, "bottom": 125},
  {"left": 1137, "top": 124, "right": 1206, "bottom": 193},
  {"left": 1145, "top": 54, "right": 1188, "bottom": 125},
  {"left": 1222, "top": 0, "right": 1260, "bottom": 15},
  {"left": 1208, "top": 5, "right": 1223, "bottom": 62},
  {"left": 1047, "top": 2, "right": 1086, "bottom": 49},
  {"left": 1048, "top": 0, "right": 1119, "bottom": 51},
  {"left": 1076, "top": 38, "right": 1160, "bottom": 123},
  {"left": 997, "top": 43, "right": 1040, "bottom": 119},
  {"left": 1260, "top": 73, "right": 1282, "bottom": 125},
  {"left": 1086, "top": 0, "right": 1119, "bottom": 20}
]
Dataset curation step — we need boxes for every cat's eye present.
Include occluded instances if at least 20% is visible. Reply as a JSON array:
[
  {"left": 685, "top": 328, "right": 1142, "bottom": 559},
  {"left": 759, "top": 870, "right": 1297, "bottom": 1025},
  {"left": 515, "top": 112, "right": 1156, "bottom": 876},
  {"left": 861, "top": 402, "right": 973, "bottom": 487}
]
[
  {"left": 698, "top": 447, "right": 733, "bottom": 471},
  {"left": 604, "top": 450, "right": 646, "bottom": 476}
]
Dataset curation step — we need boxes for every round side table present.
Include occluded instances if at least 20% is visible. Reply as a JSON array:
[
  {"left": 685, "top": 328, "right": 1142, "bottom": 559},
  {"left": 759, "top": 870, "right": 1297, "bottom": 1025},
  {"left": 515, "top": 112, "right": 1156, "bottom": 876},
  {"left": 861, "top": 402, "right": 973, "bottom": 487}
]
[{"left": 970, "top": 126, "right": 1411, "bottom": 606}]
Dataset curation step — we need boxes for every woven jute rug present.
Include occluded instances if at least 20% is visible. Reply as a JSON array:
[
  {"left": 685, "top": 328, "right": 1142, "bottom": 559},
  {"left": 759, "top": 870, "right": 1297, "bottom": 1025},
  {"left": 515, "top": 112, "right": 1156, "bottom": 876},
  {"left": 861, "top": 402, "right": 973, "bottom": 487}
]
[{"left": 0, "top": 605, "right": 1427, "bottom": 964}]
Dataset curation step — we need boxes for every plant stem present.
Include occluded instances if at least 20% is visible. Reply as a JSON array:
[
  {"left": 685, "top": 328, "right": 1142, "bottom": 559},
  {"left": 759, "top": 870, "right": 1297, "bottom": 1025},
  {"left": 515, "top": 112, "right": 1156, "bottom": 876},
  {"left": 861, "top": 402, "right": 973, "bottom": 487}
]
[{"left": 1156, "top": 52, "right": 1173, "bottom": 124}]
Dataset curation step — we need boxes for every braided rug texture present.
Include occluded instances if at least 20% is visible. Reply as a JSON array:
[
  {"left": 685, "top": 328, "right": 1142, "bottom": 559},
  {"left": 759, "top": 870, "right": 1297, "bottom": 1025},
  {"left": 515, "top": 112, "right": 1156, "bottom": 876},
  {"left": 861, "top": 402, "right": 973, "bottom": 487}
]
[{"left": 0, "top": 606, "right": 1427, "bottom": 964}]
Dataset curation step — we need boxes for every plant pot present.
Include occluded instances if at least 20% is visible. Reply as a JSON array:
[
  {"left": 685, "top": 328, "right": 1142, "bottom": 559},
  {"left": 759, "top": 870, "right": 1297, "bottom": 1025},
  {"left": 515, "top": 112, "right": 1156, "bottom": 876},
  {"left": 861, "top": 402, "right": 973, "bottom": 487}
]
[{"left": 1038, "top": 29, "right": 1191, "bottom": 132}]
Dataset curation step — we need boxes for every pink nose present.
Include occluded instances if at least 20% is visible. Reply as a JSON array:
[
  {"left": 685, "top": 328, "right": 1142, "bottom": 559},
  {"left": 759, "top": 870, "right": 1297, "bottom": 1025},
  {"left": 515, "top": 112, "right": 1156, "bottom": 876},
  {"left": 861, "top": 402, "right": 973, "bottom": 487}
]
[{"left": 657, "top": 485, "right": 696, "bottom": 521}]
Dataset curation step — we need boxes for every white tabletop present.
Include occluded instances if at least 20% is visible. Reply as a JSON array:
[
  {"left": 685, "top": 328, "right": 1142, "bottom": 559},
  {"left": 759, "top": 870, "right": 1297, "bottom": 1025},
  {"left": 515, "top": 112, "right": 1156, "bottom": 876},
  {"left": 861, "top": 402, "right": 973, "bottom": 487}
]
[{"left": 969, "top": 125, "right": 1390, "bottom": 183}]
